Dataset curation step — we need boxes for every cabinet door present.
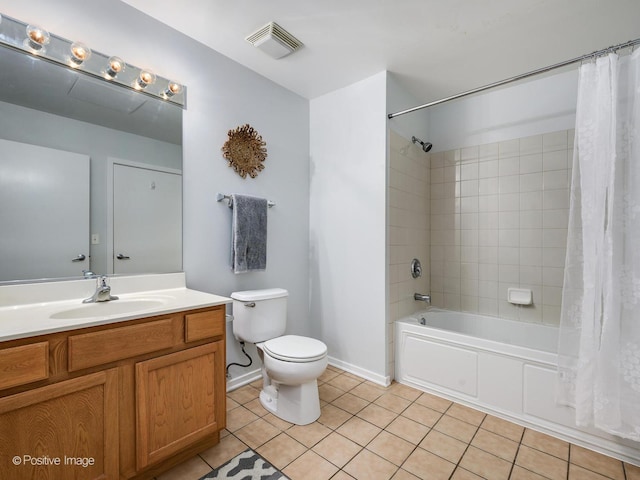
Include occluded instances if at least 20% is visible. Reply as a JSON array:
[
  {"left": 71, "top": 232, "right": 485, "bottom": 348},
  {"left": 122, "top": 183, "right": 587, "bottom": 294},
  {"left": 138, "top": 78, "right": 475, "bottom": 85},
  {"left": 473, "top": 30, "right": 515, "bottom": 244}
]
[
  {"left": 0, "top": 369, "right": 118, "bottom": 480},
  {"left": 136, "top": 342, "right": 224, "bottom": 470}
]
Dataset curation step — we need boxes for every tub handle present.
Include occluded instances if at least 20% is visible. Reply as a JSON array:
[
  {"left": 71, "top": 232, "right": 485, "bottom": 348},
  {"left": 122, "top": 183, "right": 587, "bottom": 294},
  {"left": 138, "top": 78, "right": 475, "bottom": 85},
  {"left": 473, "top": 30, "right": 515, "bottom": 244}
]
[{"left": 414, "top": 293, "right": 431, "bottom": 303}]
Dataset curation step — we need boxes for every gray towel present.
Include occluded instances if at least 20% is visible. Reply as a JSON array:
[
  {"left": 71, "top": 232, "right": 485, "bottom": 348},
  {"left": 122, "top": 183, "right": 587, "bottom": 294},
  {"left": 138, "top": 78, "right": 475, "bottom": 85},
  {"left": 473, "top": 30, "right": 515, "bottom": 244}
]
[{"left": 231, "top": 194, "right": 268, "bottom": 273}]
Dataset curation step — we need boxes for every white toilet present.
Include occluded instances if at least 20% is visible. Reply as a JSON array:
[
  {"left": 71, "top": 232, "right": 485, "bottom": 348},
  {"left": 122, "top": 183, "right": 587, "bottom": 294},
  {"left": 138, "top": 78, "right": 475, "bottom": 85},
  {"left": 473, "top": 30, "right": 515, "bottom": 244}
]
[{"left": 231, "top": 288, "right": 328, "bottom": 425}]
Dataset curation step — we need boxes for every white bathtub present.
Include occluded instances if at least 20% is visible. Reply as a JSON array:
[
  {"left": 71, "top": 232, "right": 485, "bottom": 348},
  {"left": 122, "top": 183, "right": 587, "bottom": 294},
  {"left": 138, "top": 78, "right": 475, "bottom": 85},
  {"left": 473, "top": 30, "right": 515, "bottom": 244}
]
[{"left": 395, "top": 308, "right": 640, "bottom": 465}]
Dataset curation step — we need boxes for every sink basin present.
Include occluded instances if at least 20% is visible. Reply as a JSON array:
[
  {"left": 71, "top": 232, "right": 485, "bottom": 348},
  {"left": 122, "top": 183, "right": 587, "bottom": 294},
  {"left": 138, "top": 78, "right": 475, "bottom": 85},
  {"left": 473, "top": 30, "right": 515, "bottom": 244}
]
[{"left": 50, "top": 299, "right": 166, "bottom": 320}]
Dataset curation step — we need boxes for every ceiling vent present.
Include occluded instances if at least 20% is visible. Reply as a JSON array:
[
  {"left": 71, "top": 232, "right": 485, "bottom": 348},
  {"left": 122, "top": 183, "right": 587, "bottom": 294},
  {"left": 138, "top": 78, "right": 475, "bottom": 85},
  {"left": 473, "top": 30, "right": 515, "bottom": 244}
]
[{"left": 245, "top": 22, "right": 303, "bottom": 59}]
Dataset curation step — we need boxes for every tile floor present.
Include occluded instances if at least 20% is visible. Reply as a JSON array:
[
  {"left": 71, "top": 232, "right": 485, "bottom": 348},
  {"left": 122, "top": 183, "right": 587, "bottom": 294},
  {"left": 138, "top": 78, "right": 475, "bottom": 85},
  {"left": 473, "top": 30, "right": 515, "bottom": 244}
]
[{"left": 157, "top": 366, "right": 640, "bottom": 480}]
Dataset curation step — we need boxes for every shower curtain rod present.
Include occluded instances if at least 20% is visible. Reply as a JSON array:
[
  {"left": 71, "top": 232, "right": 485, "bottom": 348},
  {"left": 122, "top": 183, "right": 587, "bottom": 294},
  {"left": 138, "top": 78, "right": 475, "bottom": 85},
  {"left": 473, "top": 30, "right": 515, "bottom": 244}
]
[{"left": 388, "top": 37, "right": 640, "bottom": 119}]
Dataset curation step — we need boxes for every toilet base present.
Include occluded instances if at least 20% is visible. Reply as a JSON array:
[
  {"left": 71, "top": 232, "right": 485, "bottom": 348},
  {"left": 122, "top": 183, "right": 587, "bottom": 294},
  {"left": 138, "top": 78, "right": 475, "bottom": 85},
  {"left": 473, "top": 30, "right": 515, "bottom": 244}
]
[{"left": 259, "top": 380, "right": 321, "bottom": 425}]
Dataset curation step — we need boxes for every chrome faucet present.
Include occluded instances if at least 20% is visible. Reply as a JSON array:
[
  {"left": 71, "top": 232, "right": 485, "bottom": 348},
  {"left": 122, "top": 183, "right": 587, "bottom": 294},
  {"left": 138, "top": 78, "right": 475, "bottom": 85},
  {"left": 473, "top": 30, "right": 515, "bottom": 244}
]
[
  {"left": 414, "top": 293, "right": 431, "bottom": 303},
  {"left": 83, "top": 275, "right": 119, "bottom": 303}
]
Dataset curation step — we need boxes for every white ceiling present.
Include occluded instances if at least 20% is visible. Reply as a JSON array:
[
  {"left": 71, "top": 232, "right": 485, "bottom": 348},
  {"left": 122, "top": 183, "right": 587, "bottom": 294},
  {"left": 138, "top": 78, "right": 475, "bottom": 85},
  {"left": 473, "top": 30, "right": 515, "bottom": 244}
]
[{"left": 123, "top": 0, "right": 639, "bottom": 106}]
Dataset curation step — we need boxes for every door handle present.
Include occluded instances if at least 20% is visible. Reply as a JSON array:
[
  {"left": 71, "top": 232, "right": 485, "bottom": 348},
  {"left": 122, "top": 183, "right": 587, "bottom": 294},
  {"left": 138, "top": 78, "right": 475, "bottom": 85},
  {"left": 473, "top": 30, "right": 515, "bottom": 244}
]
[
  {"left": 72, "top": 254, "right": 86, "bottom": 262},
  {"left": 116, "top": 254, "right": 130, "bottom": 260}
]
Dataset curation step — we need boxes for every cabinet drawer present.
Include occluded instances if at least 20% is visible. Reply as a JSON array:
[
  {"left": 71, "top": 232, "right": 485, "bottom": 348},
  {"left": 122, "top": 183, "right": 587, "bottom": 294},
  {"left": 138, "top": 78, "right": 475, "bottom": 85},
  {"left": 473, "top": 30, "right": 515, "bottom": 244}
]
[
  {"left": 68, "top": 318, "right": 176, "bottom": 372},
  {"left": 185, "top": 308, "right": 224, "bottom": 343},
  {"left": 0, "top": 342, "right": 49, "bottom": 390}
]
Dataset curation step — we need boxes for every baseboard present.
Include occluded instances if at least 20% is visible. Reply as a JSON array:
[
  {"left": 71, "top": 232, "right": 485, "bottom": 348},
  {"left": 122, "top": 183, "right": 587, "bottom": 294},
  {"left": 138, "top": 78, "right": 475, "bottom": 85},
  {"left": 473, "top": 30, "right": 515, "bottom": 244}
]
[
  {"left": 328, "top": 356, "right": 391, "bottom": 387},
  {"left": 226, "top": 368, "right": 262, "bottom": 392}
]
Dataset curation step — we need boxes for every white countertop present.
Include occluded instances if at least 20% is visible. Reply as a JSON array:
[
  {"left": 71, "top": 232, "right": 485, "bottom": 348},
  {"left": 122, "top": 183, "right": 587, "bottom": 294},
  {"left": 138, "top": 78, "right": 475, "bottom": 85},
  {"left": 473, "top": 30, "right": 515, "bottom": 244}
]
[{"left": 0, "top": 273, "right": 231, "bottom": 342}]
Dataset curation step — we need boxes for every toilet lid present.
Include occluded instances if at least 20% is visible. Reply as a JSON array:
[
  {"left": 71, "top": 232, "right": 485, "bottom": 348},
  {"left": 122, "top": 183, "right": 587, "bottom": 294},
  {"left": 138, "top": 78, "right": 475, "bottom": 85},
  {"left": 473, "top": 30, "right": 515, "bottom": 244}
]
[{"left": 263, "top": 335, "right": 327, "bottom": 363}]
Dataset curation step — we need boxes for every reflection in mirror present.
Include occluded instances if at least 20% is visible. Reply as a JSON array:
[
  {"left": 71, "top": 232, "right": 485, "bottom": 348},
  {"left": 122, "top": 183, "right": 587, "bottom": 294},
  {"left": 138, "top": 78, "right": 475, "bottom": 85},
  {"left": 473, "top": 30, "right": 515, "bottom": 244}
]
[{"left": 0, "top": 42, "right": 183, "bottom": 284}]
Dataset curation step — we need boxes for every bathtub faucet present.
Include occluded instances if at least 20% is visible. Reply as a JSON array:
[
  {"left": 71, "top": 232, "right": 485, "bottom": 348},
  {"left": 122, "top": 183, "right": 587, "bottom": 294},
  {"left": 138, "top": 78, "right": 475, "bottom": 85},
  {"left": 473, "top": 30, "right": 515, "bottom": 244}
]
[{"left": 414, "top": 293, "right": 431, "bottom": 303}]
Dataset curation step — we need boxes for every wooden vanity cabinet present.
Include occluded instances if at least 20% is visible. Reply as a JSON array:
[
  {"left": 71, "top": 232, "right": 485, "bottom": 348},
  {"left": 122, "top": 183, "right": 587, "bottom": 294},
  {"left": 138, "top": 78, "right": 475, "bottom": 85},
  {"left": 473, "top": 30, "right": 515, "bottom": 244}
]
[{"left": 0, "top": 304, "right": 226, "bottom": 480}]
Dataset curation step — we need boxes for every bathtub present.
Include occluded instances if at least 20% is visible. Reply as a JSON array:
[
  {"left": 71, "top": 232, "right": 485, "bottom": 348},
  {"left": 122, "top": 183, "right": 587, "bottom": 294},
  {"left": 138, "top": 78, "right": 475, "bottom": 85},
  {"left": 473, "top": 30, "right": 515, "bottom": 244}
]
[{"left": 395, "top": 308, "right": 640, "bottom": 465}]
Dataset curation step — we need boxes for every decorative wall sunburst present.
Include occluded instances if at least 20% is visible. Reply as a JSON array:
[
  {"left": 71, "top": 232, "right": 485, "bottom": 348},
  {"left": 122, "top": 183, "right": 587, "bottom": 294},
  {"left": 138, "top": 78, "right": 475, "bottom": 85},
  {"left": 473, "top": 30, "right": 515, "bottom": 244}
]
[{"left": 221, "top": 124, "right": 268, "bottom": 178}]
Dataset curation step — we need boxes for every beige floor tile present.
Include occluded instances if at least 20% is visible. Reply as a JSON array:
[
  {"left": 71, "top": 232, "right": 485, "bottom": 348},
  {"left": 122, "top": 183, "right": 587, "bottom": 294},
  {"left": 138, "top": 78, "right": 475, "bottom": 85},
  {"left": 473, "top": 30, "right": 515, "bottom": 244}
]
[
  {"left": 226, "top": 397, "right": 240, "bottom": 411},
  {"left": 570, "top": 445, "right": 625, "bottom": 480},
  {"left": 509, "top": 465, "right": 549, "bottom": 480},
  {"left": 401, "top": 403, "right": 442, "bottom": 427},
  {"left": 521, "top": 428, "right": 569, "bottom": 460},
  {"left": 287, "top": 422, "right": 332, "bottom": 448},
  {"left": 568, "top": 463, "right": 613, "bottom": 480},
  {"left": 459, "top": 446, "right": 512, "bottom": 480},
  {"left": 374, "top": 392, "right": 412, "bottom": 413},
  {"left": 414, "top": 392, "right": 453, "bottom": 413},
  {"left": 283, "top": 450, "right": 339, "bottom": 480},
  {"left": 332, "top": 471, "right": 357, "bottom": 480},
  {"left": 243, "top": 397, "right": 269, "bottom": 417},
  {"left": 256, "top": 432, "right": 307, "bottom": 470},
  {"left": 446, "top": 403, "right": 486, "bottom": 426},
  {"left": 220, "top": 428, "right": 230, "bottom": 438},
  {"left": 336, "top": 416, "right": 382, "bottom": 446},
  {"left": 227, "top": 385, "right": 260, "bottom": 404},
  {"left": 344, "top": 449, "right": 398, "bottom": 480},
  {"left": 402, "top": 447, "right": 456, "bottom": 479},
  {"left": 318, "top": 403, "right": 353, "bottom": 429},
  {"left": 387, "top": 382, "right": 422, "bottom": 401},
  {"left": 233, "top": 417, "right": 280, "bottom": 449},
  {"left": 470, "top": 428, "right": 519, "bottom": 462},
  {"left": 433, "top": 415, "right": 478, "bottom": 443},
  {"left": 351, "top": 381, "right": 387, "bottom": 402},
  {"left": 626, "top": 462, "right": 640, "bottom": 480},
  {"left": 225, "top": 406, "right": 259, "bottom": 432},
  {"left": 319, "top": 383, "right": 346, "bottom": 403},
  {"left": 356, "top": 403, "right": 398, "bottom": 428},
  {"left": 516, "top": 445, "right": 568, "bottom": 480},
  {"left": 329, "top": 374, "right": 363, "bottom": 392},
  {"left": 367, "top": 430, "right": 415, "bottom": 466},
  {"left": 250, "top": 378, "right": 263, "bottom": 389},
  {"left": 419, "top": 429, "right": 467, "bottom": 464},
  {"left": 326, "top": 364, "right": 342, "bottom": 372},
  {"left": 332, "top": 392, "right": 370, "bottom": 415},
  {"left": 262, "top": 412, "right": 294, "bottom": 431},
  {"left": 450, "top": 467, "right": 484, "bottom": 480},
  {"left": 391, "top": 469, "right": 421, "bottom": 480},
  {"left": 156, "top": 455, "right": 213, "bottom": 480},
  {"left": 318, "top": 368, "right": 341, "bottom": 384},
  {"left": 385, "top": 415, "right": 430, "bottom": 445},
  {"left": 199, "top": 434, "right": 248, "bottom": 470},
  {"left": 312, "top": 431, "right": 362, "bottom": 468},
  {"left": 480, "top": 415, "right": 524, "bottom": 442}
]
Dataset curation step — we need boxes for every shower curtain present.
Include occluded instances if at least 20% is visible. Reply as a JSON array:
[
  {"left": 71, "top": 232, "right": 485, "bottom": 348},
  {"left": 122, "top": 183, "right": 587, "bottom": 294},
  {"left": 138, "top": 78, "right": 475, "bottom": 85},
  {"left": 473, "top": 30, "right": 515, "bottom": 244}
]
[{"left": 557, "top": 49, "right": 640, "bottom": 441}]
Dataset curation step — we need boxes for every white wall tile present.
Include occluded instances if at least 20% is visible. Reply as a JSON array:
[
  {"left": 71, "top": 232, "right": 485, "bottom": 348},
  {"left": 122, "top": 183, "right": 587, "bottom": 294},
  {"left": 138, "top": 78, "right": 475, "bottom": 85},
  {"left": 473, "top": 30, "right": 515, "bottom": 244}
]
[
  {"left": 478, "top": 194, "right": 499, "bottom": 212},
  {"left": 520, "top": 191, "right": 543, "bottom": 211},
  {"left": 499, "top": 265, "right": 520, "bottom": 283},
  {"left": 520, "top": 265, "right": 542, "bottom": 285},
  {"left": 520, "top": 153, "right": 543, "bottom": 174},
  {"left": 499, "top": 229, "right": 520, "bottom": 247},
  {"left": 479, "top": 143, "right": 500, "bottom": 161},
  {"left": 499, "top": 139, "right": 520, "bottom": 158},
  {"left": 479, "top": 263, "right": 499, "bottom": 281},
  {"left": 478, "top": 246, "right": 499, "bottom": 264},
  {"left": 543, "top": 189, "right": 569, "bottom": 210},
  {"left": 520, "top": 135, "right": 543, "bottom": 155},
  {"left": 479, "top": 228, "right": 499, "bottom": 246},
  {"left": 520, "top": 229, "right": 542, "bottom": 248},
  {"left": 520, "top": 247, "right": 542, "bottom": 266},
  {"left": 542, "top": 228, "right": 568, "bottom": 248},
  {"left": 479, "top": 160, "right": 499, "bottom": 178},
  {"left": 520, "top": 172, "right": 543, "bottom": 192},
  {"left": 478, "top": 297, "right": 499, "bottom": 316},
  {"left": 543, "top": 247, "right": 566, "bottom": 267},
  {"left": 543, "top": 169, "right": 569, "bottom": 190},
  {"left": 543, "top": 209, "right": 569, "bottom": 229},
  {"left": 543, "top": 150, "right": 568, "bottom": 171},
  {"left": 499, "top": 157, "right": 520, "bottom": 176},
  {"left": 543, "top": 267, "right": 565, "bottom": 287},
  {"left": 543, "top": 131, "right": 568, "bottom": 152},
  {"left": 499, "top": 247, "right": 519, "bottom": 265},
  {"left": 499, "top": 175, "right": 520, "bottom": 194},
  {"left": 499, "top": 193, "right": 520, "bottom": 212},
  {"left": 479, "top": 177, "right": 499, "bottom": 195}
]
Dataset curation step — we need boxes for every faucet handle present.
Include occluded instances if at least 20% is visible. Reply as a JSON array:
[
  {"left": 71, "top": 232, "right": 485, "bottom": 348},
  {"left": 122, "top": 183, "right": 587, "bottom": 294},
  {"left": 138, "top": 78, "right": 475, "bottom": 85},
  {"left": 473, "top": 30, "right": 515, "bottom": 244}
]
[{"left": 98, "top": 275, "right": 108, "bottom": 287}]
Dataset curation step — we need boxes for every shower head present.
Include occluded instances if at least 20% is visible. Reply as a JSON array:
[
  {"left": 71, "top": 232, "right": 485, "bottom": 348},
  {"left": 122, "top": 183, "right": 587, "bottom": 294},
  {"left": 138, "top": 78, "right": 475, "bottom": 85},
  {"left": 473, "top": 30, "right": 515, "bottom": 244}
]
[{"left": 411, "top": 136, "right": 433, "bottom": 153}]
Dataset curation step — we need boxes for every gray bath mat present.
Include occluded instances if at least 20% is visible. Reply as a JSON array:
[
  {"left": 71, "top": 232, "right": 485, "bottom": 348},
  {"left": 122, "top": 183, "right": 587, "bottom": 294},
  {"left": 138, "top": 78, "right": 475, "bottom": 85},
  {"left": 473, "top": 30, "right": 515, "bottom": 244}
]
[{"left": 199, "top": 448, "right": 288, "bottom": 479}]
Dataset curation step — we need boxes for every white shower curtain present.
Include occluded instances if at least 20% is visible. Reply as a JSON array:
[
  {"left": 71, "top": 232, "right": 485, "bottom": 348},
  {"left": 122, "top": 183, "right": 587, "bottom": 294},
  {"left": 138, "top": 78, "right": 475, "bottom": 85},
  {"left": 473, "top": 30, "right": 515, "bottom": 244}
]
[{"left": 557, "top": 49, "right": 640, "bottom": 441}]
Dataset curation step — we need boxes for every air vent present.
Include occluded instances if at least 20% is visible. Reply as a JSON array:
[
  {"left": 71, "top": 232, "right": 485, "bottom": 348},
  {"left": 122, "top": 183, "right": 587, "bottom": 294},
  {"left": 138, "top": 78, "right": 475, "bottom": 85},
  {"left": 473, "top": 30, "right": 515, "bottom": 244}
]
[{"left": 245, "top": 22, "right": 303, "bottom": 59}]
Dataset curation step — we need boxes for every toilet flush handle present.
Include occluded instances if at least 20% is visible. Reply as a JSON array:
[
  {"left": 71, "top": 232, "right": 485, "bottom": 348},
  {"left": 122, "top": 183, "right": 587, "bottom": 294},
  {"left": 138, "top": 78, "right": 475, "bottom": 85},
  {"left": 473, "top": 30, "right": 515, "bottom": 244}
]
[{"left": 244, "top": 302, "right": 256, "bottom": 307}]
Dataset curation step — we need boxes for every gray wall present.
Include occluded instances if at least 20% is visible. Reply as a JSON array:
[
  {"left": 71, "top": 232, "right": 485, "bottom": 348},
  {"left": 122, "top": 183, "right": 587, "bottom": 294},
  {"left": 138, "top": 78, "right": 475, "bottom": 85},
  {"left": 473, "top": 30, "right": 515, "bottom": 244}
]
[{"left": 2, "top": 0, "right": 310, "bottom": 383}]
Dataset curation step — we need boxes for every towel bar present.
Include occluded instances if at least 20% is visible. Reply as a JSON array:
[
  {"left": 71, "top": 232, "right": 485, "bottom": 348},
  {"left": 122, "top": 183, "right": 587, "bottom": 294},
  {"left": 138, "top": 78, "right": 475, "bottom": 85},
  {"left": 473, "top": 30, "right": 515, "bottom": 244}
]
[{"left": 216, "top": 193, "right": 275, "bottom": 208}]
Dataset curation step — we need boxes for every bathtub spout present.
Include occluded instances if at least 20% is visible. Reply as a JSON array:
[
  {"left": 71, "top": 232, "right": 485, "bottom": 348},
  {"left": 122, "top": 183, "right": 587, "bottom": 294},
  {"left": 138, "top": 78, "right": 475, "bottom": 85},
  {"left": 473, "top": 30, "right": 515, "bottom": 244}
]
[{"left": 414, "top": 293, "right": 431, "bottom": 303}]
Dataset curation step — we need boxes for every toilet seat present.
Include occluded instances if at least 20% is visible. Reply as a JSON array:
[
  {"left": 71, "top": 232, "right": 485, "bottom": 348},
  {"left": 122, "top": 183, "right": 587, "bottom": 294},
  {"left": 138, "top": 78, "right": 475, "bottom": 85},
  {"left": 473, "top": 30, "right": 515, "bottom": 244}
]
[{"left": 263, "top": 335, "right": 327, "bottom": 363}]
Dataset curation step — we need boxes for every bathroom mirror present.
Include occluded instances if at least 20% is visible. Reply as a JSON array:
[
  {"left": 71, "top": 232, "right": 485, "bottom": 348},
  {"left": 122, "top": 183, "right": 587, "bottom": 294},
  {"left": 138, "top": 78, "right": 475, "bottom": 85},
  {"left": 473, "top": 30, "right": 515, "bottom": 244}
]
[{"left": 0, "top": 43, "right": 183, "bottom": 283}]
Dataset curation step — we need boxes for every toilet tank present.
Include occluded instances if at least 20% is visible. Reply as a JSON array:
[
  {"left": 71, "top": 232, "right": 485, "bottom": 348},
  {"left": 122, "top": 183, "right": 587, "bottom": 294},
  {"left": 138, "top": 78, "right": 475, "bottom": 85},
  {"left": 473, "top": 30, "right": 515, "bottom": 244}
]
[{"left": 230, "top": 288, "right": 288, "bottom": 343}]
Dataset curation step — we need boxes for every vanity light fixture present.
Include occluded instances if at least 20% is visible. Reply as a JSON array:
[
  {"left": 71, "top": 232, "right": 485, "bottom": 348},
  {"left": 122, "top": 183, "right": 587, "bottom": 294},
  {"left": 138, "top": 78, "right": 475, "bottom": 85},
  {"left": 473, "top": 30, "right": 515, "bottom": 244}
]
[
  {"left": 69, "top": 41, "right": 91, "bottom": 66},
  {"left": 134, "top": 69, "right": 156, "bottom": 89},
  {"left": 162, "top": 81, "right": 183, "bottom": 98},
  {"left": 104, "top": 55, "right": 125, "bottom": 79},
  {"left": 24, "top": 24, "right": 50, "bottom": 53},
  {"left": 0, "top": 12, "right": 186, "bottom": 107}
]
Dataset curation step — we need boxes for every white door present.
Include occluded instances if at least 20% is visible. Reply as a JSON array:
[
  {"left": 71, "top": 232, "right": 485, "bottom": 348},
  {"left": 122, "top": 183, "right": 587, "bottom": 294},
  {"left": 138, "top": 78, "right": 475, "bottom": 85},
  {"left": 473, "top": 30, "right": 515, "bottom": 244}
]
[
  {"left": 113, "top": 163, "right": 182, "bottom": 274},
  {"left": 0, "top": 139, "right": 90, "bottom": 281}
]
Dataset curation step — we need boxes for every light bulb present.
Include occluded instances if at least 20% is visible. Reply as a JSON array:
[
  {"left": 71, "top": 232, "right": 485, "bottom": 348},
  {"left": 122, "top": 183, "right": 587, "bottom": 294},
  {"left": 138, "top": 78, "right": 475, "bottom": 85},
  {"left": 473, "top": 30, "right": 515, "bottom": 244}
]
[
  {"left": 69, "top": 42, "right": 91, "bottom": 66},
  {"left": 163, "top": 81, "right": 183, "bottom": 98},
  {"left": 105, "top": 56, "right": 125, "bottom": 78},
  {"left": 24, "top": 24, "right": 50, "bottom": 53},
  {"left": 135, "top": 70, "right": 156, "bottom": 89}
]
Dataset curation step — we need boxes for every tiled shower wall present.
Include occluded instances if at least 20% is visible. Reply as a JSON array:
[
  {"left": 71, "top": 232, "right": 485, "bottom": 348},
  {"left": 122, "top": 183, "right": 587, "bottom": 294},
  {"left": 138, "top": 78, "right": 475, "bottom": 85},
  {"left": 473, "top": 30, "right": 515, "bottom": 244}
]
[
  {"left": 388, "top": 130, "right": 430, "bottom": 375},
  {"left": 429, "top": 129, "right": 573, "bottom": 325}
]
